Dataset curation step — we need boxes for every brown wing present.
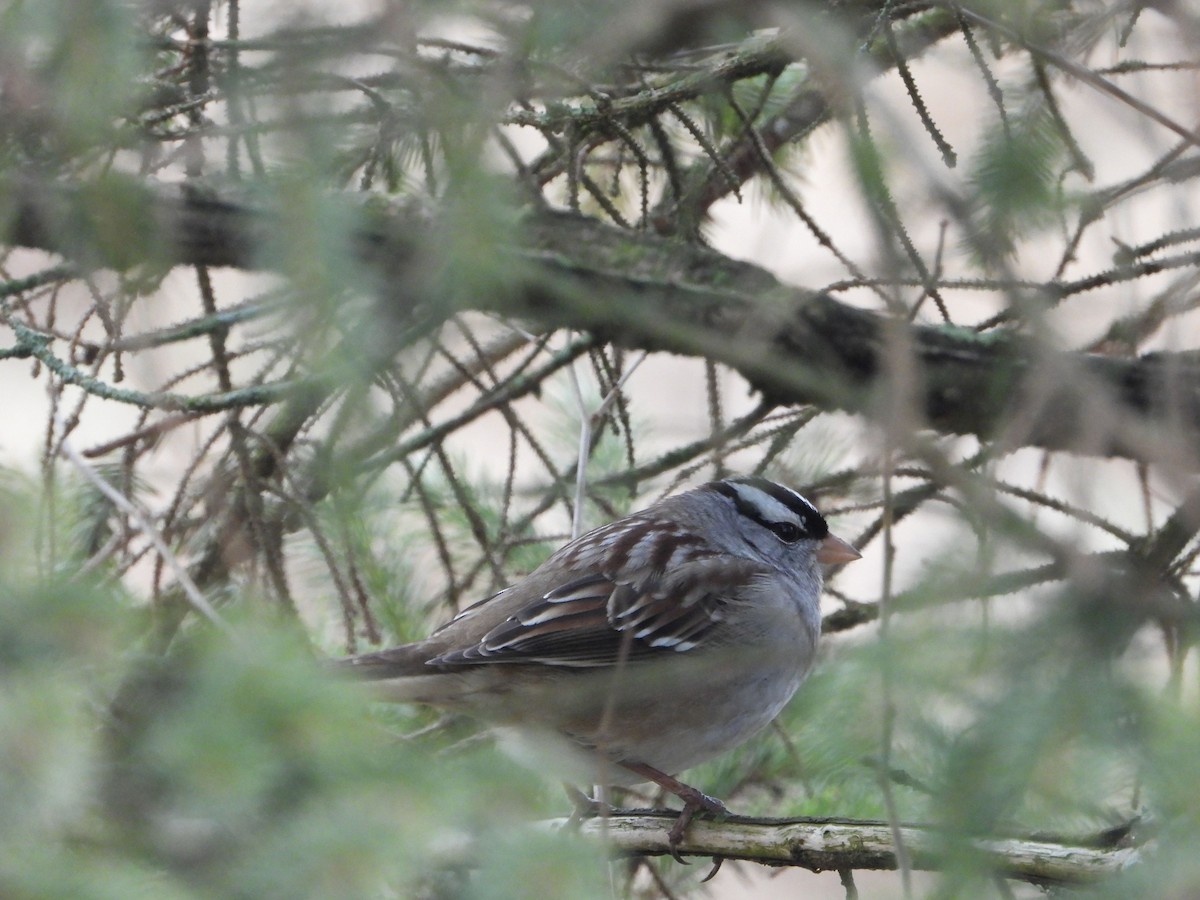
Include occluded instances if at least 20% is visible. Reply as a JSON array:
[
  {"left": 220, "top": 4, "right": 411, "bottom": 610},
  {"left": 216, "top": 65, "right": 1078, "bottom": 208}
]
[{"left": 430, "top": 556, "right": 771, "bottom": 668}]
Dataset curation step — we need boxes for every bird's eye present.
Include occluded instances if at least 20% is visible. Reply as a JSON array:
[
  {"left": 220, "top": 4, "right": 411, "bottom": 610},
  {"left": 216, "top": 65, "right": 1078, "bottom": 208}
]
[{"left": 768, "top": 521, "right": 803, "bottom": 543}]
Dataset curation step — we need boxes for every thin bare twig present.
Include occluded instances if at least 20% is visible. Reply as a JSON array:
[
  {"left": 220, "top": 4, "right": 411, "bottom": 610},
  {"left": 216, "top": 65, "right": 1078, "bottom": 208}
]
[{"left": 57, "top": 426, "right": 229, "bottom": 631}]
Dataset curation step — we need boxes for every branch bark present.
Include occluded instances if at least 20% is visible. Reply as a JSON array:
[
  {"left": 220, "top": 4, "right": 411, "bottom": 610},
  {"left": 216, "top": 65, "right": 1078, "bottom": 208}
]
[
  {"left": 5, "top": 177, "right": 1200, "bottom": 466},
  {"left": 545, "top": 812, "right": 1143, "bottom": 887}
]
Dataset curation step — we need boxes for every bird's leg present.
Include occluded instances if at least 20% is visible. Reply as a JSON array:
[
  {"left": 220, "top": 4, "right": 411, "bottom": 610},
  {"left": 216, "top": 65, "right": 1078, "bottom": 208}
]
[{"left": 619, "top": 761, "right": 729, "bottom": 859}]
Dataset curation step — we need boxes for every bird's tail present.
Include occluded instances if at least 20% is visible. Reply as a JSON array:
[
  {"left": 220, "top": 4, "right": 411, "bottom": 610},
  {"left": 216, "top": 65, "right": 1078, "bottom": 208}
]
[{"left": 331, "top": 643, "right": 467, "bottom": 706}]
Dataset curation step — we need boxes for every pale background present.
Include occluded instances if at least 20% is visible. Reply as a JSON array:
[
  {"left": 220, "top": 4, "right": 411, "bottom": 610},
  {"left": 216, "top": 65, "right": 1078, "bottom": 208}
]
[{"left": 2, "top": 4, "right": 1195, "bottom": 897}]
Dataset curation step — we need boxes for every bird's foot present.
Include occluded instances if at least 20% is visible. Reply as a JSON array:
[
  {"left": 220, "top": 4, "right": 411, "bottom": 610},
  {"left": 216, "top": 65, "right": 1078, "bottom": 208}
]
[
  {"left": 667, "top": 786, "right": 728, "bottom": 846},
  {"left": 618, "top": 760, "right": 730, "bottom": 863}
]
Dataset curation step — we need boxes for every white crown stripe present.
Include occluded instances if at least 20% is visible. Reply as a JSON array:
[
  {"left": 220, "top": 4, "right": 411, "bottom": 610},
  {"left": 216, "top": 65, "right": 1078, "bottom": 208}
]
[{"left": 729, "top": 483, "right": 811, "bottom": 526}]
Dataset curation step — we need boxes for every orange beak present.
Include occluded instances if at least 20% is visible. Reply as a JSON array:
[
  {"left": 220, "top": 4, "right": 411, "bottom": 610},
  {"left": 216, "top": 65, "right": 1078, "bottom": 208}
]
[{"left": 816, "top": 533, "right": 861, "bottom": 565}]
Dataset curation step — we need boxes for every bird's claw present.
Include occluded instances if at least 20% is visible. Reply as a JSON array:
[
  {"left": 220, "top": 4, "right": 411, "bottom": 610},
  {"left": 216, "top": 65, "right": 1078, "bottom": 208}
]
[{"left": 666, "top": 790, "right": 729, "bottom": 862}]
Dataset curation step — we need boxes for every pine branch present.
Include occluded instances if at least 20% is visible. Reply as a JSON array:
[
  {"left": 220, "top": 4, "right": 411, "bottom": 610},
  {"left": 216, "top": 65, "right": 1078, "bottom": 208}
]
[{"left": 7, "top": 178, "right": 1200, "bottom": 465}]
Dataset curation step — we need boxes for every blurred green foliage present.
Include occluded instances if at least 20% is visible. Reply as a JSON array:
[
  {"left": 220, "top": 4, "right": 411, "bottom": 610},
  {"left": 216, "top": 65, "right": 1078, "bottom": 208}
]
[
  {"left": 968, "top": 100, "right": 1072, "bottom": 262},
  {"left": 0, "top": 0, "right": 144, "bottom": 160},
  {"left": 0, "top": 481, "right": 610, "bottom": 899}
]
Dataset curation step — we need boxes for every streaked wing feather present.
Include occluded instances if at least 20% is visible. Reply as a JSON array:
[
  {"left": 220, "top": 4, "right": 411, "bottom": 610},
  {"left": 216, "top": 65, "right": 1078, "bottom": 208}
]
[
  {"left": 439, "top": 608, "right": 614, "bottom": 665},
  {"left": 543, "top": 574, "right": 611, "bottom": 604},
  {"left": 431, "top": 555, "right": 767, "bottom": 668},
  {"left": 428, "top": 588, "right": 508, "bottom": 637}
]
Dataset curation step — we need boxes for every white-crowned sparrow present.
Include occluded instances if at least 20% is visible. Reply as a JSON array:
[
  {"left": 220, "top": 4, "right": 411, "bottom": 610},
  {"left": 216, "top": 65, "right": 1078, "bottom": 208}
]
[{"left": 342, "top": 476, "right": 860, "bottom": 846}]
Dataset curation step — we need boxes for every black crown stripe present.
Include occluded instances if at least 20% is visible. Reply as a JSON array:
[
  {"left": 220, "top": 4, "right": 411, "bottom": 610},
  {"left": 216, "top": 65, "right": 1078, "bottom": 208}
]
[{"left": 711, "top": 477, "right": 829, "bottom": 540}]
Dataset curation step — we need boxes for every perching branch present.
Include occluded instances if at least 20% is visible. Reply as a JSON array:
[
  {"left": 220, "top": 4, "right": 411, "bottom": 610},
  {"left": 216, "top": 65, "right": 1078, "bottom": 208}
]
[{"left": 547, "top": 812, "right": 1144, "bottom": 887}]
